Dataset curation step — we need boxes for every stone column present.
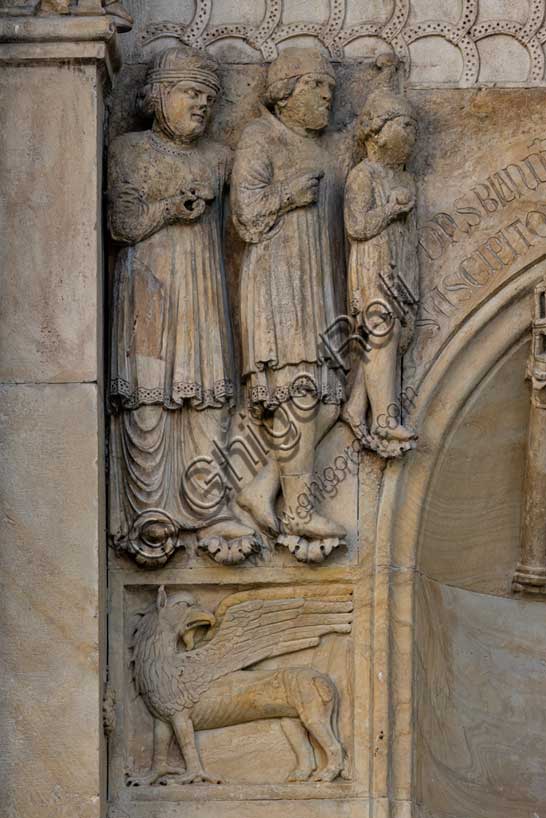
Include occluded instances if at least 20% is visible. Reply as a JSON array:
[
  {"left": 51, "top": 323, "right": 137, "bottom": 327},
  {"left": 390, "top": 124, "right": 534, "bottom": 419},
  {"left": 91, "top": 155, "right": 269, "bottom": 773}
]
[
  {"left": 0, "top": 14, "right": 119, "bottom": 818},
  {"left": 513, "top": 276, "right": 546, "bottom": 595}
]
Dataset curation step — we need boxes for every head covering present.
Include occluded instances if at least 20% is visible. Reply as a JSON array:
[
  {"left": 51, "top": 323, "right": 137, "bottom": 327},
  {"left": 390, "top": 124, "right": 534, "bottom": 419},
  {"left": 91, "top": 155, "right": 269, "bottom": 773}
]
[
  {"left": 147, "top": 46, "right": 221, "bottom": 140},
  {"left": 148, "top": 45, "right": 221, "bottom": 94},
  {"left": 359, "top": 89, "right": 415, "bottom": 141},
  {"left": 266, "top": 47, "right": 335, "bottom": 89}
]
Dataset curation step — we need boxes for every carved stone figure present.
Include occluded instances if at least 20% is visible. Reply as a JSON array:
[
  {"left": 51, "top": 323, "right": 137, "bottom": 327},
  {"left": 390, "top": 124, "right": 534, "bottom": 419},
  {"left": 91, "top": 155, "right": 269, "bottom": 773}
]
[
  {"left": 108, "top": 46, "right": 257, "bottom": 567},
  {"left": 128, "top": 585, "right": 353, "bottom": 786},
  {"left": 231, "top": 48, "right": 350, "bottom": 560},
  {"left": 342, "top": 89, "right": 419, "bottom": 458},
  {"left": 513, "top": 276, "right": 546, "bottom": 594}
]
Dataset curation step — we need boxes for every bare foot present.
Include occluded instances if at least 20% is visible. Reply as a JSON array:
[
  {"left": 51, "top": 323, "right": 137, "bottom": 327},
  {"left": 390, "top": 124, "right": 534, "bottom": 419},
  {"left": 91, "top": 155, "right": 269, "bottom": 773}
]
[
  {"left": 278, "top": 534, "right": 344, "bottom": 563},
  {"left": 284, "top": 511, "right": 346, "bottom": 541},
  {"left": 197, "top": 517, "right": 261, "bottom": 564},
  {"left": 237, "top": 465, "right": 280, "bottom": 535},
  {"left": 198, "top": 518, "right": 255, "bottom": 541},
  {"left": 372, "top": 423, "right": 417, "bottom": 443},
  {"left": 340, "top": 407, "right": 367, "bottom": 441}
]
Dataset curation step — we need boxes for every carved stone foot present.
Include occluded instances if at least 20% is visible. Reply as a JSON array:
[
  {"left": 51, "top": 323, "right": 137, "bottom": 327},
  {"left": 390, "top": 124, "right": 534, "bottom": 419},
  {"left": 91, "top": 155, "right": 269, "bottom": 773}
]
[
  {"left": 340, "top": 407, "right": 368, "bottom": 441},
  {"left": 198, "top": 534, "right": 261, "bottom": 564},
  {"left": 159, "top": 769, "right": 222, "bottom": 785},
  {"left": 236, "top": 465, "right": 280, "bottom": 535},
  {"left": 359, "top": 427, "right": 417, "bottom": 459},
  {"left": 372, "top": 423, "right": 417, "bottom": 443},
  {"left": 126, "top": 766, "right": 182, "bottom": 787},
  {"left": 287, "top": 767, "right": 314, "bottom": 782},
  {"left": 198, "top": 518, "right": 261, "bottom": 564},
  {"left": 311, "top": 763, "right": 343, "bottom": 782},
  {"left": 277, "top": 534, "right": 344, "bottom": 563}
]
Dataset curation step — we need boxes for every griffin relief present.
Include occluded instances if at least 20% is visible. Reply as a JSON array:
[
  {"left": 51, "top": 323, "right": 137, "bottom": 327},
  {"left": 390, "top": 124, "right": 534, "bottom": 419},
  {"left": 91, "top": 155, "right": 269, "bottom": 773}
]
[{"left": 128, "top": 585, "right": 353, "bottom": 786}]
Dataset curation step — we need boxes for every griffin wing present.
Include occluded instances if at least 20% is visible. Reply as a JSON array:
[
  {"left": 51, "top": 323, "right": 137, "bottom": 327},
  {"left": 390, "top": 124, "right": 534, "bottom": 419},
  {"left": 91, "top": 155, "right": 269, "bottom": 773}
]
[{"left": 175, "top": 585, "right": 353, "bottom": 705}]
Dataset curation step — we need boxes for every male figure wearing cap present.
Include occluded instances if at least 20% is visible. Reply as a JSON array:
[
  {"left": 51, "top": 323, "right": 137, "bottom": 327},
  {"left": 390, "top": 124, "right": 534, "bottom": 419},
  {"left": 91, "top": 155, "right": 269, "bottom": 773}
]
[
  {"left": 232, "top": 47, "right": 349, "bottom": 546},
  {"left": 342, "top": 89, "right": 419, "bottom": 456},
  {"left": 108, "top": 46, "right": 257, "bottom": 564}
]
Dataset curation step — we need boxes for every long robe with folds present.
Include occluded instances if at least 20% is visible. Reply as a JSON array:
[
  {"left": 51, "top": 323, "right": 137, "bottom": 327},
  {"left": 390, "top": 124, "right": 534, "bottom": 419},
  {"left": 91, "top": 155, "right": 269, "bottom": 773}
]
[
  {"left": 344, "top": 159, "right": 418, "bottom": 354},
  {"left": 108, "top": 130, "right": 235, "bottom": 544},
  {"left": 231, "top": 109, "right": 351, "bottom": 410}
]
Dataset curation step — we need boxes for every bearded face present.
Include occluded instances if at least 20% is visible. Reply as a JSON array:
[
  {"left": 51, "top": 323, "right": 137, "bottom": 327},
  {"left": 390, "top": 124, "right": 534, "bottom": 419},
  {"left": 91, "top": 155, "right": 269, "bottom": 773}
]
[{"left": 280, "top": 72, "right": 335, "bottom": 131}]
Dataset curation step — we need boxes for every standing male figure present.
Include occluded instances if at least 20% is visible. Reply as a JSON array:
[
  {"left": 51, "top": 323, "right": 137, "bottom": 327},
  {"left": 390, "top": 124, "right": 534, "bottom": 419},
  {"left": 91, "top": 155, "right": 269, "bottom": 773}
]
[
  {"left": 109, "top": 46, "right": 257, "bottom": 566},
  {"left": 231, "top": 47, "right": 349, "bottom": 549}
]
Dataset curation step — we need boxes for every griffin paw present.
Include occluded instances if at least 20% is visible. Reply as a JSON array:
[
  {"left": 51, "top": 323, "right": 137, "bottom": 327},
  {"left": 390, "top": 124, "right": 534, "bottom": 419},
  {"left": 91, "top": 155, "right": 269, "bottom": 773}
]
[
  {"left": 277, "top": 534, "right": 343, "bottom": 563},
  {"left": 159, "top": 770, "right": 222, "bottom": 785},
  {"left": 198, "top": 534, "right": 261, "bottom": 565},
  {"left": 126, "top": 772, "right": 162, "bottom": 788}
]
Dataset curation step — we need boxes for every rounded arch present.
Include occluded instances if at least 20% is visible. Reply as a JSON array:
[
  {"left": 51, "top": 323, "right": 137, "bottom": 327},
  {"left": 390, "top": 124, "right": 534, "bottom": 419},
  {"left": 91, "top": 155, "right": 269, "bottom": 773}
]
[{"left": 376, "top": 257, "right": 546, "bottom": 807}]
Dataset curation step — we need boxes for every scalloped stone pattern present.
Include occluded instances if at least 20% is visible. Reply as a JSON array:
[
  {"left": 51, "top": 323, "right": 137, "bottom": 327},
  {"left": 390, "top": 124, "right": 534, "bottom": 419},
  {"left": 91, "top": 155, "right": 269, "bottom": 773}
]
[{"left": 128, "top": 0, "right": 546, "bottom": 85}]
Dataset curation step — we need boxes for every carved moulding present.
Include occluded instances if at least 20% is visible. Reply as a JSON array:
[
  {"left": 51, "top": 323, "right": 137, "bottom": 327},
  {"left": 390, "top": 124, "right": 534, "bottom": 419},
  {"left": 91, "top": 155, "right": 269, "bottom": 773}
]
[
  {"left": 135, "top": 0, "right": 546, "bottom": 87},
  {"left": 513, "top": 275, "right": 546, "bottom": 594},
  {"left": 0, "top": 0, "right": 133, "bottom": 31},
  {"left": 122, "top": 584, "right": 353, "bottom": 788}
]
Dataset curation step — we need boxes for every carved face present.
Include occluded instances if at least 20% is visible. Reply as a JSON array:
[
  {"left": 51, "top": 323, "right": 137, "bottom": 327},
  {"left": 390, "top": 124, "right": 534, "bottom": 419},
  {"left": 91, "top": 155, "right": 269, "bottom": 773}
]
[
  {"left": 375, "top": 115, "right": 416, "bottom": 164},
  {"left": 160, "top": 80, "right": 217, "bottom": 141},
  {"left": 158, "top": 596, "right": 216, "bottom": 650},
  {"left": 280, "top": 72, "right": 335, "bottom": 131}
]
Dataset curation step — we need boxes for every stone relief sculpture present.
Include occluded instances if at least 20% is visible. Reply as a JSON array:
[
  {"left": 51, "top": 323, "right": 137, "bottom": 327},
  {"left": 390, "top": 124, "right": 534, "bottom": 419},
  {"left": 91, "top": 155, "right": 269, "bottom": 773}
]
[
  {"left": 513, "top": 276, "right": 546, "bottom": 594},
  {"left": 127, "top": 585, "right": 353, "bottom": 786},
  {"left": 108, "top": 46, "right": 258, "bottom": 567},
  {"left": 342, "top": 89, "right": 419, "bottom": 459},
  {"left": 231, "top": 47, "right": 351, "bottom": 563}
]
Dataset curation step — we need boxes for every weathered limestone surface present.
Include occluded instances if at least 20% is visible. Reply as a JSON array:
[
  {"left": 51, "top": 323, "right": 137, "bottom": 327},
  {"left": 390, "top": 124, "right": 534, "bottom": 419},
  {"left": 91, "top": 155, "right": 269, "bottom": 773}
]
[
  {"left": 0, "top": 18, "right": 112, "bottom": 818},
  {"left": 418, "top": 340, "right": 530, "bottom": 596},
  {"left": 415, "top": 576, "right": 546, "bottom": 818},
  {"left": 0, "top": 61, "right": 102, "bottom": 383},
  {"left": 0, "top": 383, "right": 103, "bottom": 818},
  {"left": 4, "top": 4, "right": 546, "bottom": 818}
]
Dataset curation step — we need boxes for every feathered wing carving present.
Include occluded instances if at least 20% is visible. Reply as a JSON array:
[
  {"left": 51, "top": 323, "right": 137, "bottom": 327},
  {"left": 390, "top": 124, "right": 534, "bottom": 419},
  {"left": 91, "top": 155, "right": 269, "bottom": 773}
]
[{"left": 174, "top": 585, "right": 353, "bottom": 711}]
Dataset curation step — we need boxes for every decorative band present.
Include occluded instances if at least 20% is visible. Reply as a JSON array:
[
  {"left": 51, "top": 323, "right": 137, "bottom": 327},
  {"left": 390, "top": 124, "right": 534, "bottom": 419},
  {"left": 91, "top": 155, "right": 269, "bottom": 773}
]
[{"left": 148, "top": 69, "right": 221, "bottom": 93}]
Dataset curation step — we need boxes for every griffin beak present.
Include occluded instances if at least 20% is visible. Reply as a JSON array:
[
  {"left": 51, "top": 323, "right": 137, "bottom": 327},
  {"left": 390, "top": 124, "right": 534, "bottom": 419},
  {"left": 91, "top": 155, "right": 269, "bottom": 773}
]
[{"left": 182, "top": 609, "right": 215, "bottom": 651}]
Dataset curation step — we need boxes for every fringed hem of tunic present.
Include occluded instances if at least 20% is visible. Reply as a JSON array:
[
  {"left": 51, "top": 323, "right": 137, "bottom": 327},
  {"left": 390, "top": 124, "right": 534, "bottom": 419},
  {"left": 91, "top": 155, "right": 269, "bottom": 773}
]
[
  {"left": 245, "top": 365, "right": 345, "bottom": 413},
  {"left": 110, "top": 377, "right": 235, "bottom": 411}
]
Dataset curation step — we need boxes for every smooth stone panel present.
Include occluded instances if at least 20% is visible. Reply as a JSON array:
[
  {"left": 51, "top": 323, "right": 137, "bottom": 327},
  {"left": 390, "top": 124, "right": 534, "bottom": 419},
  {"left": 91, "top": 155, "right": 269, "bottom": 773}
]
[
  {"left": 415, "top": 576, "right": 546, "bottom": 818},
  {"left": 418, "top": 339, "right": 529, "bottom": 596},
  {"left": 0, "top": 62, "right": 102, "bottom": 384},
  {"left": 0, "top": 382, "right": 103, "bottom": 818}
]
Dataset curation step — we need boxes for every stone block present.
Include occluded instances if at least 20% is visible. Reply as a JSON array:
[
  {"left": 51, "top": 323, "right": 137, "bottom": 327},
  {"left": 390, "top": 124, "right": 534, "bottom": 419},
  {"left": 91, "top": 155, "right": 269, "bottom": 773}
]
[
  {"left": 0, "top": 62, "right": 103, "bottom": 383},
  {"left": 0, "top": 382, "right": 104, "bottom": 818}
]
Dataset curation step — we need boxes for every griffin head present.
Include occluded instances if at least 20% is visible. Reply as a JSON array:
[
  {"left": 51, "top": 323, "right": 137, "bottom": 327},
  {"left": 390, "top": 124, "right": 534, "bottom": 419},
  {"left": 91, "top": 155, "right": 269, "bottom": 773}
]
[{"left": 155, "top": 585, "right": 216, "bottom": 651}]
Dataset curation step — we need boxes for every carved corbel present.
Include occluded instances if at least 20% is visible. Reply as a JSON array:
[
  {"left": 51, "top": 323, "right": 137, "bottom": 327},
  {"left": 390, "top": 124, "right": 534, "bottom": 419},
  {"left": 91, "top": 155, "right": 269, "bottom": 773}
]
[{"left": 513, "top": 277, "right": 546, "bottom": 594}]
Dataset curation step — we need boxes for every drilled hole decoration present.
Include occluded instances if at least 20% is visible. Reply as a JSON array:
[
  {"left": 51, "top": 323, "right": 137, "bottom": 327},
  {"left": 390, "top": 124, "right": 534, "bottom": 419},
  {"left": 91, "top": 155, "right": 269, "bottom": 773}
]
[{"left": 134, "top": 0, "right": 546, "bottom": 85}]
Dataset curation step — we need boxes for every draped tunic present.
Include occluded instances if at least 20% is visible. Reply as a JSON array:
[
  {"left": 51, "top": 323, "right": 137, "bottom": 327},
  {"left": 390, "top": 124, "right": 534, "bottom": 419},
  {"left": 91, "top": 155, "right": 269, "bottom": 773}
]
[
  {"left": 344, "top": 159, "right": 418, "bottom": 353},
  {"left": 109, "top": 130, "right": 234, "bottom": 411},
  {"left": 231, "top": 110, "right": 350, "bottom": 409}
]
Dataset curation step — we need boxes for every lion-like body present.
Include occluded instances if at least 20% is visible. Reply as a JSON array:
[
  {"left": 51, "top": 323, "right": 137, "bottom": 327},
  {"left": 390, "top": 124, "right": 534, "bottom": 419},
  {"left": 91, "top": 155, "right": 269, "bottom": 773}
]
[{"left": 128, "top": 589, "right": 351, "bottom": 785}]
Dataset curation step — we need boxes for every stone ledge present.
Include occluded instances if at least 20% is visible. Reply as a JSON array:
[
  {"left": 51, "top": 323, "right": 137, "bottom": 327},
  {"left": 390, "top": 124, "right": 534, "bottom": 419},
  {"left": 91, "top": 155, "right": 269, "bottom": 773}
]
[{"left": 0, "top": 13, "right": 119, "bottom": 69}]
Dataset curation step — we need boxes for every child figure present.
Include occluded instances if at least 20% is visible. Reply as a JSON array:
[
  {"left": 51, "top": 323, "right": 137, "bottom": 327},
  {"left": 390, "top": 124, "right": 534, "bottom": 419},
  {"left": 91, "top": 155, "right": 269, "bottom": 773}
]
[{"left": 342, "top": 89, "right": 419, "bottom": 458}]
